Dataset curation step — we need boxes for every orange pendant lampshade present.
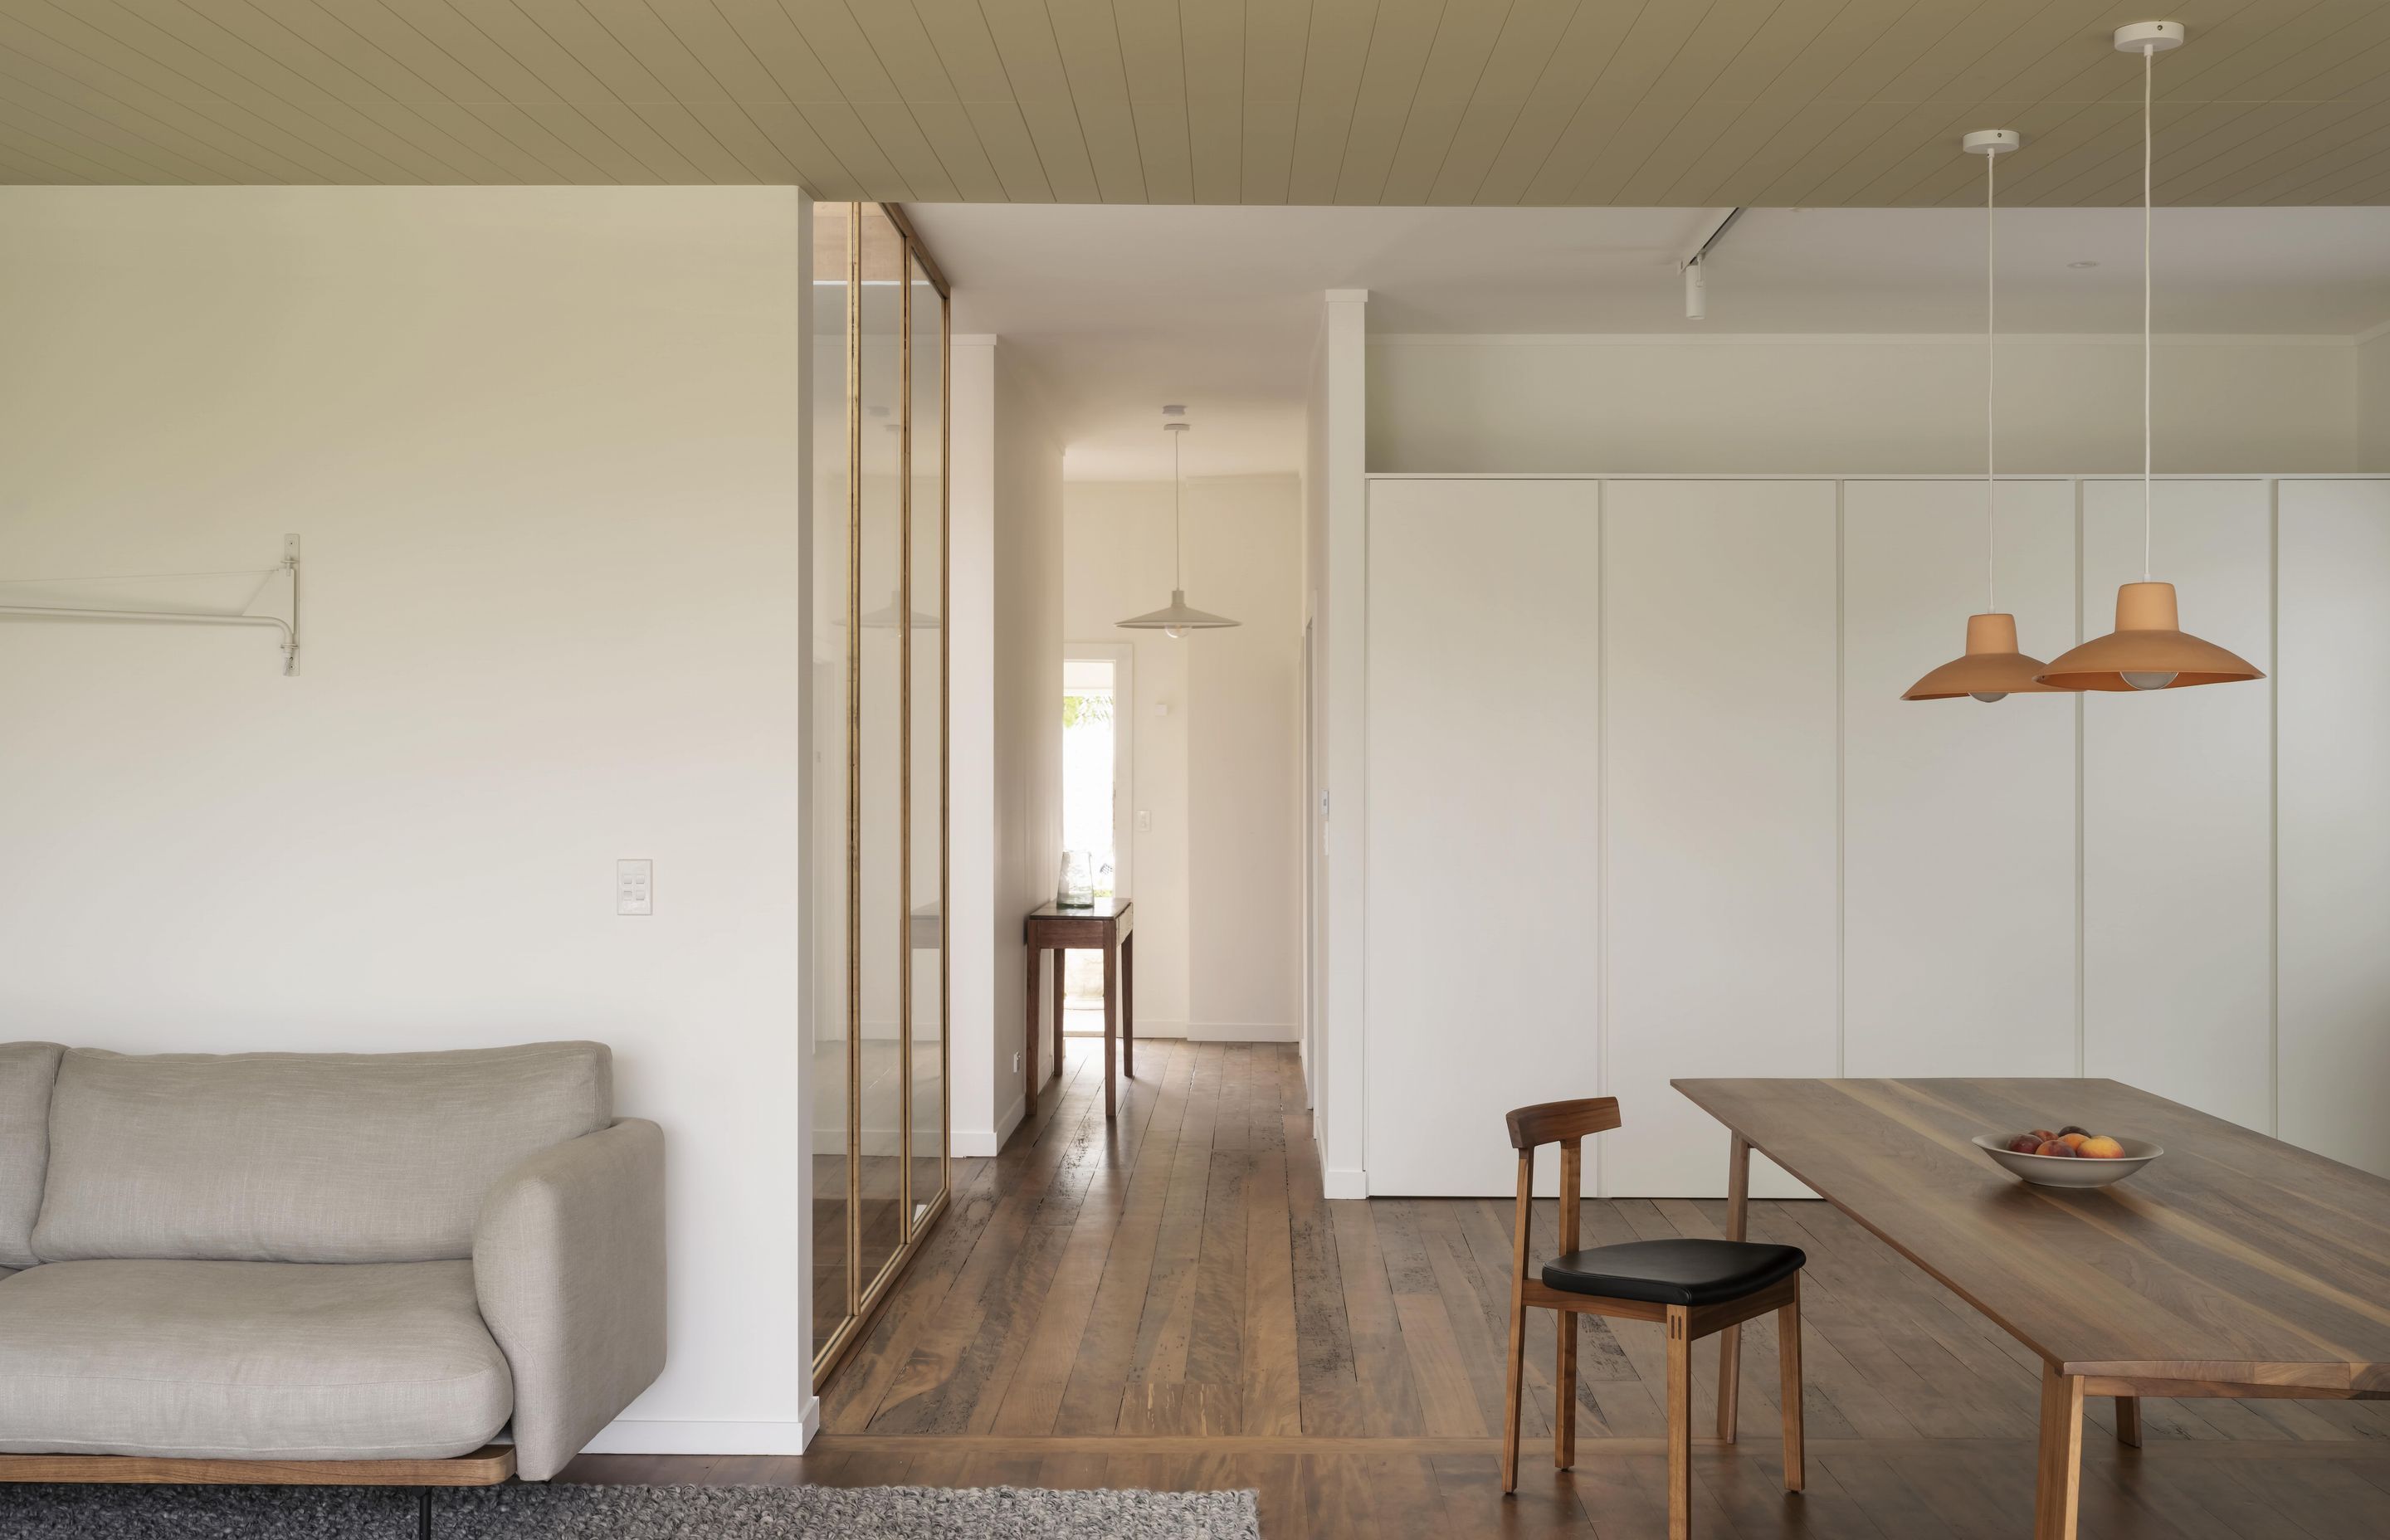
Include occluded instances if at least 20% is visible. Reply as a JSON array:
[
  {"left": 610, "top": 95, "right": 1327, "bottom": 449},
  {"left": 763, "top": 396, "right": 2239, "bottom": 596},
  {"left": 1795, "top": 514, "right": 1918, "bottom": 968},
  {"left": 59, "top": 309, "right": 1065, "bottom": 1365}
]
[
  {"left": 1904, "top": 612, "right": 2058, "bottom": 701},
  {"left": 2035, "top": 581, "right": 2261, "bottom": 692},
  {"left": 1903, "top": 127, "right": 2051, "bottom": 705},
  {"left": 2037, "top": 23, "right": 2262, "bottom": 697}
]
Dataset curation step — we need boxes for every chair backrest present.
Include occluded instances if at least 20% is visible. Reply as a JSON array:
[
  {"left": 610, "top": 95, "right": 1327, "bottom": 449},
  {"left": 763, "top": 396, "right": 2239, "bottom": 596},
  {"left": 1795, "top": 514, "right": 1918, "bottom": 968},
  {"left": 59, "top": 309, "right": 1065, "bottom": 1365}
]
[
  {"left": 1503, "top": 1096, "right": 1621, "bottom": 1279},
  {"left": 1505, "top": 1095, "right": 1622, "bottom": 1151}
]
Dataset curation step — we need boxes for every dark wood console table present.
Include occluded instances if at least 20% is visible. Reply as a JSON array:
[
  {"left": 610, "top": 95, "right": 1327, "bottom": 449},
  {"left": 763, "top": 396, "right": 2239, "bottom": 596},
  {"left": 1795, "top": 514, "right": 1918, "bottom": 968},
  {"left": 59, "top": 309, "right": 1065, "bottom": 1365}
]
[{"left": 1024, "top": 898, "right": 1134, "bottom": 1121}]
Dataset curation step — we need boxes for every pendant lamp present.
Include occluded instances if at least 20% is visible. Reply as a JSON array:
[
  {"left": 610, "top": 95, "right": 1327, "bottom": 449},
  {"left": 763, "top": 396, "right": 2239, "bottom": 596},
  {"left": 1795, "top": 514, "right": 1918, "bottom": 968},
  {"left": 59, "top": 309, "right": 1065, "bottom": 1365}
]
[
  {"left": 2036, "top": 22, "right": 2262, "bottom": 694},
  {"left": 1118, "top": 421, "right": 1239, "bottom": 637},
  {"left": 1904, "top": 127, "right": 2057, "bottom": 703}
]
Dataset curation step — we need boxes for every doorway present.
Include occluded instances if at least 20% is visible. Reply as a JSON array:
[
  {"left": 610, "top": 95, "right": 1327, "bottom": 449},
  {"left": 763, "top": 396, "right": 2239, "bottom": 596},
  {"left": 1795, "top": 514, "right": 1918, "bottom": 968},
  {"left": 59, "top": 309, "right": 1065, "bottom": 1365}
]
[{"left": 1062, "top": 644, "right": 1133, "bottom": 1026}]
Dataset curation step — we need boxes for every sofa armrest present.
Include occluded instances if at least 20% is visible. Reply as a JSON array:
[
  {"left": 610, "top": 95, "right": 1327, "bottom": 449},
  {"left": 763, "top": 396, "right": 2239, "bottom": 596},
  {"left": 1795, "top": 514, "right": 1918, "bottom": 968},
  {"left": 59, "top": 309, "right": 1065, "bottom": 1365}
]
[{"left": 472, "top": 1117, "right": 665, "bottom": 1480}]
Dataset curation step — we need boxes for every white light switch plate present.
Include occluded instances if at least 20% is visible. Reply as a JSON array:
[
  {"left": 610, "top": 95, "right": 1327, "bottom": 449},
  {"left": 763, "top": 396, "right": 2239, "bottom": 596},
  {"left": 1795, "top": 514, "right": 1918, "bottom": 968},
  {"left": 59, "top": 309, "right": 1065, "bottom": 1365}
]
[{"left": 617, "top": 859, "right": 652, "bottom": 916}]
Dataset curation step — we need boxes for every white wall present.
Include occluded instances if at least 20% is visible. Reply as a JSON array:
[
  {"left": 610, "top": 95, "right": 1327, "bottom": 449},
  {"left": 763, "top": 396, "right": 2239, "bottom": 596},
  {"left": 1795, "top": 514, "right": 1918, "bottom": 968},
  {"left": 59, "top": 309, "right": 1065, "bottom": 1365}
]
[
  {"left": 1370, "top": 337, "right": 2362, "bottom": 475},
  {"left": 1063, "top": 475, "right": 1305, "bottom": 1041},
  {"left": 0, "top": 188, "right": 814, "bottom": 1450},
  {"left": 1354, "top": 471, "right": 2390, "bottom": 1197}
]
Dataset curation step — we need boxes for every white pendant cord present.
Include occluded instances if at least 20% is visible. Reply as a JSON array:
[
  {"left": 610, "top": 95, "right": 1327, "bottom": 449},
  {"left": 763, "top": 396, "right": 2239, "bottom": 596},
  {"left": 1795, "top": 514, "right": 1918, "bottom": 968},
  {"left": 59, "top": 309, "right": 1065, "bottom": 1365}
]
[
  {"left": 1172, "top": 428, "right": 1184, "bottom": 590},
  {"left": 1984, "top": 144, "right": 1998, "bottom": 615},
  {"left": 2141, "top": 40, "right": 2155, "bottom": 582}
]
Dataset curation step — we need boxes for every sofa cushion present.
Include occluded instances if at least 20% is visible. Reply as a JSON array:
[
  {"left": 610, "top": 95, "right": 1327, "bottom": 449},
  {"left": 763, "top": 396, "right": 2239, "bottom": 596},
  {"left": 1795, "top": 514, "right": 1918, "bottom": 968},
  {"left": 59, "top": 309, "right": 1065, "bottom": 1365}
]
[
  {"left": 32, "top": 1042, "right": 610, "bottom": 1264},
  {"left": 0, "top": 1044, "right": 65, "bottom": 1270},
  {"left": 0, "top": 1259, "right": 510, "bottom": 1460}
]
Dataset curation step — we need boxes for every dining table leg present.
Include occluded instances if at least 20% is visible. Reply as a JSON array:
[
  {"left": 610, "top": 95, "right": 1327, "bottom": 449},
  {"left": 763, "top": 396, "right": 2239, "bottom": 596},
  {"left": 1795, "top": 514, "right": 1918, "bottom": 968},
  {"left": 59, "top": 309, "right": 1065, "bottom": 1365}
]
[
  {"left": 1716, "top": 1133, "right": 1751, "bottom": 1441},
  {"left": 2114, "top": 1394, "right": 2141, "bottom": 1448},
  {"left": 2035, "top": 1362, "right": 2085, "bottom": 1540}
]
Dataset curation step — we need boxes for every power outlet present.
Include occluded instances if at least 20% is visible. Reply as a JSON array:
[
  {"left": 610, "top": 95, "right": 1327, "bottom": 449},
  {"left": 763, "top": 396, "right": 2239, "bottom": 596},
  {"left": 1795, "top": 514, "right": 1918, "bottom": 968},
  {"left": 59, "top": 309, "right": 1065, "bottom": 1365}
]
[{"left": 617, "top": 860, "right": 652, "bottom": 916}]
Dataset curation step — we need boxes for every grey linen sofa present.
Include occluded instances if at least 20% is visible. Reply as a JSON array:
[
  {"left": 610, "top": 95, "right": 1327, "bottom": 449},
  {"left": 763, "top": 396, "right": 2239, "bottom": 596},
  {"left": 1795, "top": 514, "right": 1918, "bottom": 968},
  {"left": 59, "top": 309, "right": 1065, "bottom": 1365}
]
[{"left": 0, "top": 1040, "right": 663, "bottom": 1486}]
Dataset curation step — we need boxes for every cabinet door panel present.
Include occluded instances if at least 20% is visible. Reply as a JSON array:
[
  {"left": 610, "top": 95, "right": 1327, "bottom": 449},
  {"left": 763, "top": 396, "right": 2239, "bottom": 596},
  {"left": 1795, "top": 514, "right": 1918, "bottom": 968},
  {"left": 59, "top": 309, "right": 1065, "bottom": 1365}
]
[
  {"left": 1364, "top": 478, "right": 1600, "bottom": 1196},
  {"left": 1843, "top": 480, "right": 2077, "bottom": 1079},
  {"left": 2081, "top": 479, "right": 2272, "bottom": 1135},
  {"left": 2279, "top": 480, "right": 2390, "bottom": 1174},
  {"left": 1604, "top": 480, "right": 1839, "bottom": 1197}
]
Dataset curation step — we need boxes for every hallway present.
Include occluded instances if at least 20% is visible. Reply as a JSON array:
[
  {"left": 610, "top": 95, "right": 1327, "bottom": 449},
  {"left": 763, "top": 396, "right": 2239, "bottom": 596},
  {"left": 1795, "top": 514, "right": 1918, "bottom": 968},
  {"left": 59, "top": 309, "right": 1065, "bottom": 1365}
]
[{"left": 572, "top": 1039, "right": 2390, "bottom": 1536}]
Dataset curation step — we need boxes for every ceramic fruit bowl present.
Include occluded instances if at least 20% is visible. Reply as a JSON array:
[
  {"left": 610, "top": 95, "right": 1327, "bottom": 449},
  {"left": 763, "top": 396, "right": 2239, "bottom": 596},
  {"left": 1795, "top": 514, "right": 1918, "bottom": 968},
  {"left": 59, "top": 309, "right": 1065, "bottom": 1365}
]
[{"left": 1973, "top": 1133, "right": 2163, "bottom": 1189}]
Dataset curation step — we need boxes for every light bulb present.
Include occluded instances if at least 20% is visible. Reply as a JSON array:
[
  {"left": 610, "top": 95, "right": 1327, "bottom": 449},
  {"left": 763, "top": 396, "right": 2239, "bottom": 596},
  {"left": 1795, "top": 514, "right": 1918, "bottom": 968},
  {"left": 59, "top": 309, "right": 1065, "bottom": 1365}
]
[
  {"left": 1163, "top": 625, "right": 1185, "bottom": 640},
  {"left": 1969, "top": 691, "right": 2007, "bottom": 704},
  {"left": 2122, "top": 671, "right": 2177, "bottom": 690}
]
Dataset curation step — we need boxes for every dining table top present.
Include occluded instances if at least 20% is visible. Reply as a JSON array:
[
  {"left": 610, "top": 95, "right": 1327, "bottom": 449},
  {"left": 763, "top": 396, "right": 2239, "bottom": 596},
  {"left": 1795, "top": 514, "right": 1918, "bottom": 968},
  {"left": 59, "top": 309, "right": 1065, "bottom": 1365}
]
[{"left": 1672, "top": 1076, "right": 2390, "bottom": 1392}]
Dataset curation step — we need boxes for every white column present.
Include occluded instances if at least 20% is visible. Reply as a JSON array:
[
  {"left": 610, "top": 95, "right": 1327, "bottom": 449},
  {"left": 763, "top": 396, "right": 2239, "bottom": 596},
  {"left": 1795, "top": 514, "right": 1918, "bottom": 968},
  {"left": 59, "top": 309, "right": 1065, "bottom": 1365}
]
[
  {"left": 1319, "top": 289, "right": 1369, "bottom": 1198},
  {"left": 946, "top": 334, "right": 1002, "bottom": 1154}
]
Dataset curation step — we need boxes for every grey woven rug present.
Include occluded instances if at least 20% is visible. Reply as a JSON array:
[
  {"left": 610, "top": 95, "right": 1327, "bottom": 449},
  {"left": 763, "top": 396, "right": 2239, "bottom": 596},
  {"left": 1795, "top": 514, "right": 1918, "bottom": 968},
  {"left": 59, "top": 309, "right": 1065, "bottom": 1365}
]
[{"left": 0, "top": 1482, "right": 1263, "bottom": 1538}]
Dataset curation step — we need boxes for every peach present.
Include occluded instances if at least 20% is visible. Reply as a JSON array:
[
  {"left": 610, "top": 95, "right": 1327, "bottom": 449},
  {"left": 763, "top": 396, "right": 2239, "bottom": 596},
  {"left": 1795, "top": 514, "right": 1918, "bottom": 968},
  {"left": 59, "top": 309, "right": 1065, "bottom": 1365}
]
[
  {"left": 2057, "top": 1132, "right": 2091, "bottom": 1151},
  {"left": 2078, "top": 1135, "right": 2127, "bottom": 1159},
  {"left": 2007, "top": 1133, "right": 2043, "bottom": 1154},
  {"left": 2033, "top": 1139, "right": 2077, "bottom": 1157},
  {"left": 2029, "top": 1129, "right": 2058, "bottom": 1143}
]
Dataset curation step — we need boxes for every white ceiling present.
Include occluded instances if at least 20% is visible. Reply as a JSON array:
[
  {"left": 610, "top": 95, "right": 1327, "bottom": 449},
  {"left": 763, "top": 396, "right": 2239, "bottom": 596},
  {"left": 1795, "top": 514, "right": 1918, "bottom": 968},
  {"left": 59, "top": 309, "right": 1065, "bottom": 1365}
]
[{"left": 908, "top": 203, "right": 2390, "bottom": 480}]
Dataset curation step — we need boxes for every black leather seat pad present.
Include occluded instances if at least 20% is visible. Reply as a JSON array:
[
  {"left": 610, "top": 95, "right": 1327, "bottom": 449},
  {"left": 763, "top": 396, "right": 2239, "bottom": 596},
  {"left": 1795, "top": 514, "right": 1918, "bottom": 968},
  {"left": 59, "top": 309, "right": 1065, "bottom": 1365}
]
[{"left": 1541, "top": 1238, "right": 1806, "bottom": 1308}]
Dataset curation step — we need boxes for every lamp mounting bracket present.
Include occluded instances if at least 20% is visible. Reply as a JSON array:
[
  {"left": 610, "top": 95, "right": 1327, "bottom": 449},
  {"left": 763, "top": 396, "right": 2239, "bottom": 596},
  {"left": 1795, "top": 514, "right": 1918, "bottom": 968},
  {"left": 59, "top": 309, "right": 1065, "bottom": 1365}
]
[
  {"left": 1962, "top": 129, "right": 2021, "bottom": 155},
  {"left": 2114, "top": 21, "right": 2184, "bottom": 52}
]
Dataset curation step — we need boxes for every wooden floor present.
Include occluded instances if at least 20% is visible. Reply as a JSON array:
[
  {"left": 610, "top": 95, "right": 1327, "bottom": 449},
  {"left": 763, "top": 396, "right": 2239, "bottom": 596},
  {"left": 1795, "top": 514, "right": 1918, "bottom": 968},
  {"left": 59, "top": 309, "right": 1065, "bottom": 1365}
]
[{"left": 566, "top": 1039, "right": 2390, "bottom": 1537}]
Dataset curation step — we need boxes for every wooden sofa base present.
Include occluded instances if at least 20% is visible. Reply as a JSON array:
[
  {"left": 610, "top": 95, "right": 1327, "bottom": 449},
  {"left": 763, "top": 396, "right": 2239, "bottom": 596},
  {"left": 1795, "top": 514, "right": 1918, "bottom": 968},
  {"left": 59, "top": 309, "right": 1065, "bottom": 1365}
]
[{"left": 0, "top": 1445, "right": 515, "bottom": 1485}]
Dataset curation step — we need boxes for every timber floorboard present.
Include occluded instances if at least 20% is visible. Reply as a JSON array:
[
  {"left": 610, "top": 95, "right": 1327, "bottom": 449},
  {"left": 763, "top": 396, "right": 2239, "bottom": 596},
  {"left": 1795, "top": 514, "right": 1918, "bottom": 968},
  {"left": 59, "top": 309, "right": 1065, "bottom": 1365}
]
[{"left": 566, "top": 1040, "right": 2390, "bottom": 1538}]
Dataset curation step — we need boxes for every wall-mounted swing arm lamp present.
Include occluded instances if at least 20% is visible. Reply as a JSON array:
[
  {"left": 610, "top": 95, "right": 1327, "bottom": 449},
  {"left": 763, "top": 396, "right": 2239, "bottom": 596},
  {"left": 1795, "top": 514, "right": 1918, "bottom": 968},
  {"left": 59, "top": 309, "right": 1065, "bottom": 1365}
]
[{"left": 0, "top": 535, "right": 301, "bottom": 676}]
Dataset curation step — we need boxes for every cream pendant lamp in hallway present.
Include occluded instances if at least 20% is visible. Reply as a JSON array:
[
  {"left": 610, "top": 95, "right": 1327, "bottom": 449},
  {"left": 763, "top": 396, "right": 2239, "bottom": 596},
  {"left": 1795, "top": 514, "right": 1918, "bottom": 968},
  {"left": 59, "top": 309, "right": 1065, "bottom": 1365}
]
[
  {"left": 2037, "top": 22, "right": 2263, "bottom": 694},
  {"left": 1905, "top": 127, "right": 2056, "bottom": 704},
  {"left": 1118, "top": 418, "right": 1239, "bottom": 637}
]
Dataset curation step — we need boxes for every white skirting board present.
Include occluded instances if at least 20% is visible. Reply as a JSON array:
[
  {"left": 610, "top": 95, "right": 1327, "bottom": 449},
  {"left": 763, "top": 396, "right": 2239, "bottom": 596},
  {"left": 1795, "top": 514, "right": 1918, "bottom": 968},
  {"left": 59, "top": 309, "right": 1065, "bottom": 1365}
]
[
  {"left": 580, "top": 1401, "right": 819, "bottom": 1456},
  {"left": 955, "top": 1092, "right": 1026, "bottom": 1157}
]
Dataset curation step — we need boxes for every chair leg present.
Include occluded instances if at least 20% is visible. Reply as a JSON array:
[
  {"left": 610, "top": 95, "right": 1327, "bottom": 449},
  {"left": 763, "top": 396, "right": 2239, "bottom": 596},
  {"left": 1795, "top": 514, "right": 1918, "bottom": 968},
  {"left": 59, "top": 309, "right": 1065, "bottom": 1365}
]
[
  {"left": 417, "top": 1488, "right": 433, "bottom": 1540},
  {"left": 1778, "top": 1278, "right": 1805, "bottom": 1494},
  {"left": 1666, "top": 1305, "right": 1693, "bottom": 1540},
  {"left": 1502, "top": 1298, "right": 1528, "bottom": 1494},
  {"left": 1554, "top": 1309, "right": 1578, "bottom": 1469}
]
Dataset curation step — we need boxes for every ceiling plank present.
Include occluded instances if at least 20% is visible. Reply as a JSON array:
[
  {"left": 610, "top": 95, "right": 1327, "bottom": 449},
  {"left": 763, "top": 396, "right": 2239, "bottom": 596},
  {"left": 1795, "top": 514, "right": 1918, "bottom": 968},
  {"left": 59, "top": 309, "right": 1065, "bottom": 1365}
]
[
  {"left": 1180, "top": 0, "right": 1243, "bottom": 202},
  {"left": 1332, "top": 0, "right": 1446, "bottom": 206},
  {"left": 1112, "top": 0, "right": 1195, "bottom": 203},
  {"left": 1043, "top": 0, "right": 1147, "bottom": 202},
  {"left": 975, "top": 0, "right": 1101, "bottom": 202},
  {"left": 1280, "top": 0, "right": 1376, "bottom": 205},
  {"left": 1241, "top": 0, "right": 1310, "bottom": 204}
]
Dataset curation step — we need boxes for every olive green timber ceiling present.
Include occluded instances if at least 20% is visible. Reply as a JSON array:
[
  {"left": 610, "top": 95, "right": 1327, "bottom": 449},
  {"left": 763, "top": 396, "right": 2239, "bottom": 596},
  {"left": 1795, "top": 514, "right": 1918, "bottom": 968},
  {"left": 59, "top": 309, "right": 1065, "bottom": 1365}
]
[{"left": 1, "top": 1, "right": 2388, "bottom": 204}]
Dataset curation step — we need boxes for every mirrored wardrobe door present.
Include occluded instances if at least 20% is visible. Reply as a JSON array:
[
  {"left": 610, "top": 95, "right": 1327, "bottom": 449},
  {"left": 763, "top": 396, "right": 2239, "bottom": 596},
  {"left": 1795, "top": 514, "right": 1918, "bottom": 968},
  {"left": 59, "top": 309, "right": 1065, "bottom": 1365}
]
[
  {"left": 855, "top": 204, "right": 908, "bottom": 1304},
  {"left": 808, "top": 200, "right": 855, "bottom": 1357},
  {"left": 906, "top": 245, "right": 947, "bottom": 1231}
]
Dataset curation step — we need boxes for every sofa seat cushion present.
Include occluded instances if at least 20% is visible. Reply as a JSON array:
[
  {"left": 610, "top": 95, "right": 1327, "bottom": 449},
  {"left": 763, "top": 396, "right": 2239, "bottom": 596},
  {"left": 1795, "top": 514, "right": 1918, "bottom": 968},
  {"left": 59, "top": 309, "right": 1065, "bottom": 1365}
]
[{"left": 0, "top": 1260, "right": 511, "bottom": 1460}]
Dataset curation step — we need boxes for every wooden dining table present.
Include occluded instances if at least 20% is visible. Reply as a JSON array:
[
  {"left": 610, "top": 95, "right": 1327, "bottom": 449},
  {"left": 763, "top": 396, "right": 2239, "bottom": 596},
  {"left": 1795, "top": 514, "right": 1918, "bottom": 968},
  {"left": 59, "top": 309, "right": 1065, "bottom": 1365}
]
[{"left": 1675, "top": 1076, "right": 2390, "bottom": 1540}]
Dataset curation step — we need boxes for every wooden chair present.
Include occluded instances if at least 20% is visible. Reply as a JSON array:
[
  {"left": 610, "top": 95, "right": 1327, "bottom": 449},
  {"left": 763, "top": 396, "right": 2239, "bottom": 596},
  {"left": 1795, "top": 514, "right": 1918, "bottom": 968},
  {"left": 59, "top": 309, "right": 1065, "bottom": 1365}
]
[{"left": 1501, "top": 1096, "right": 1807, "bottom": 1537}]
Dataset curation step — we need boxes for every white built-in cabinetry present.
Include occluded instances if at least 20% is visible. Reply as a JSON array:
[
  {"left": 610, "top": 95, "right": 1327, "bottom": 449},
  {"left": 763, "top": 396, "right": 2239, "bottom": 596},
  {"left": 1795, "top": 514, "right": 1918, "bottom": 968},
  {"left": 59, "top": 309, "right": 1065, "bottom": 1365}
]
[{"left": 1359, "top": 474, "right": 2390, "bottom": 1196}]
